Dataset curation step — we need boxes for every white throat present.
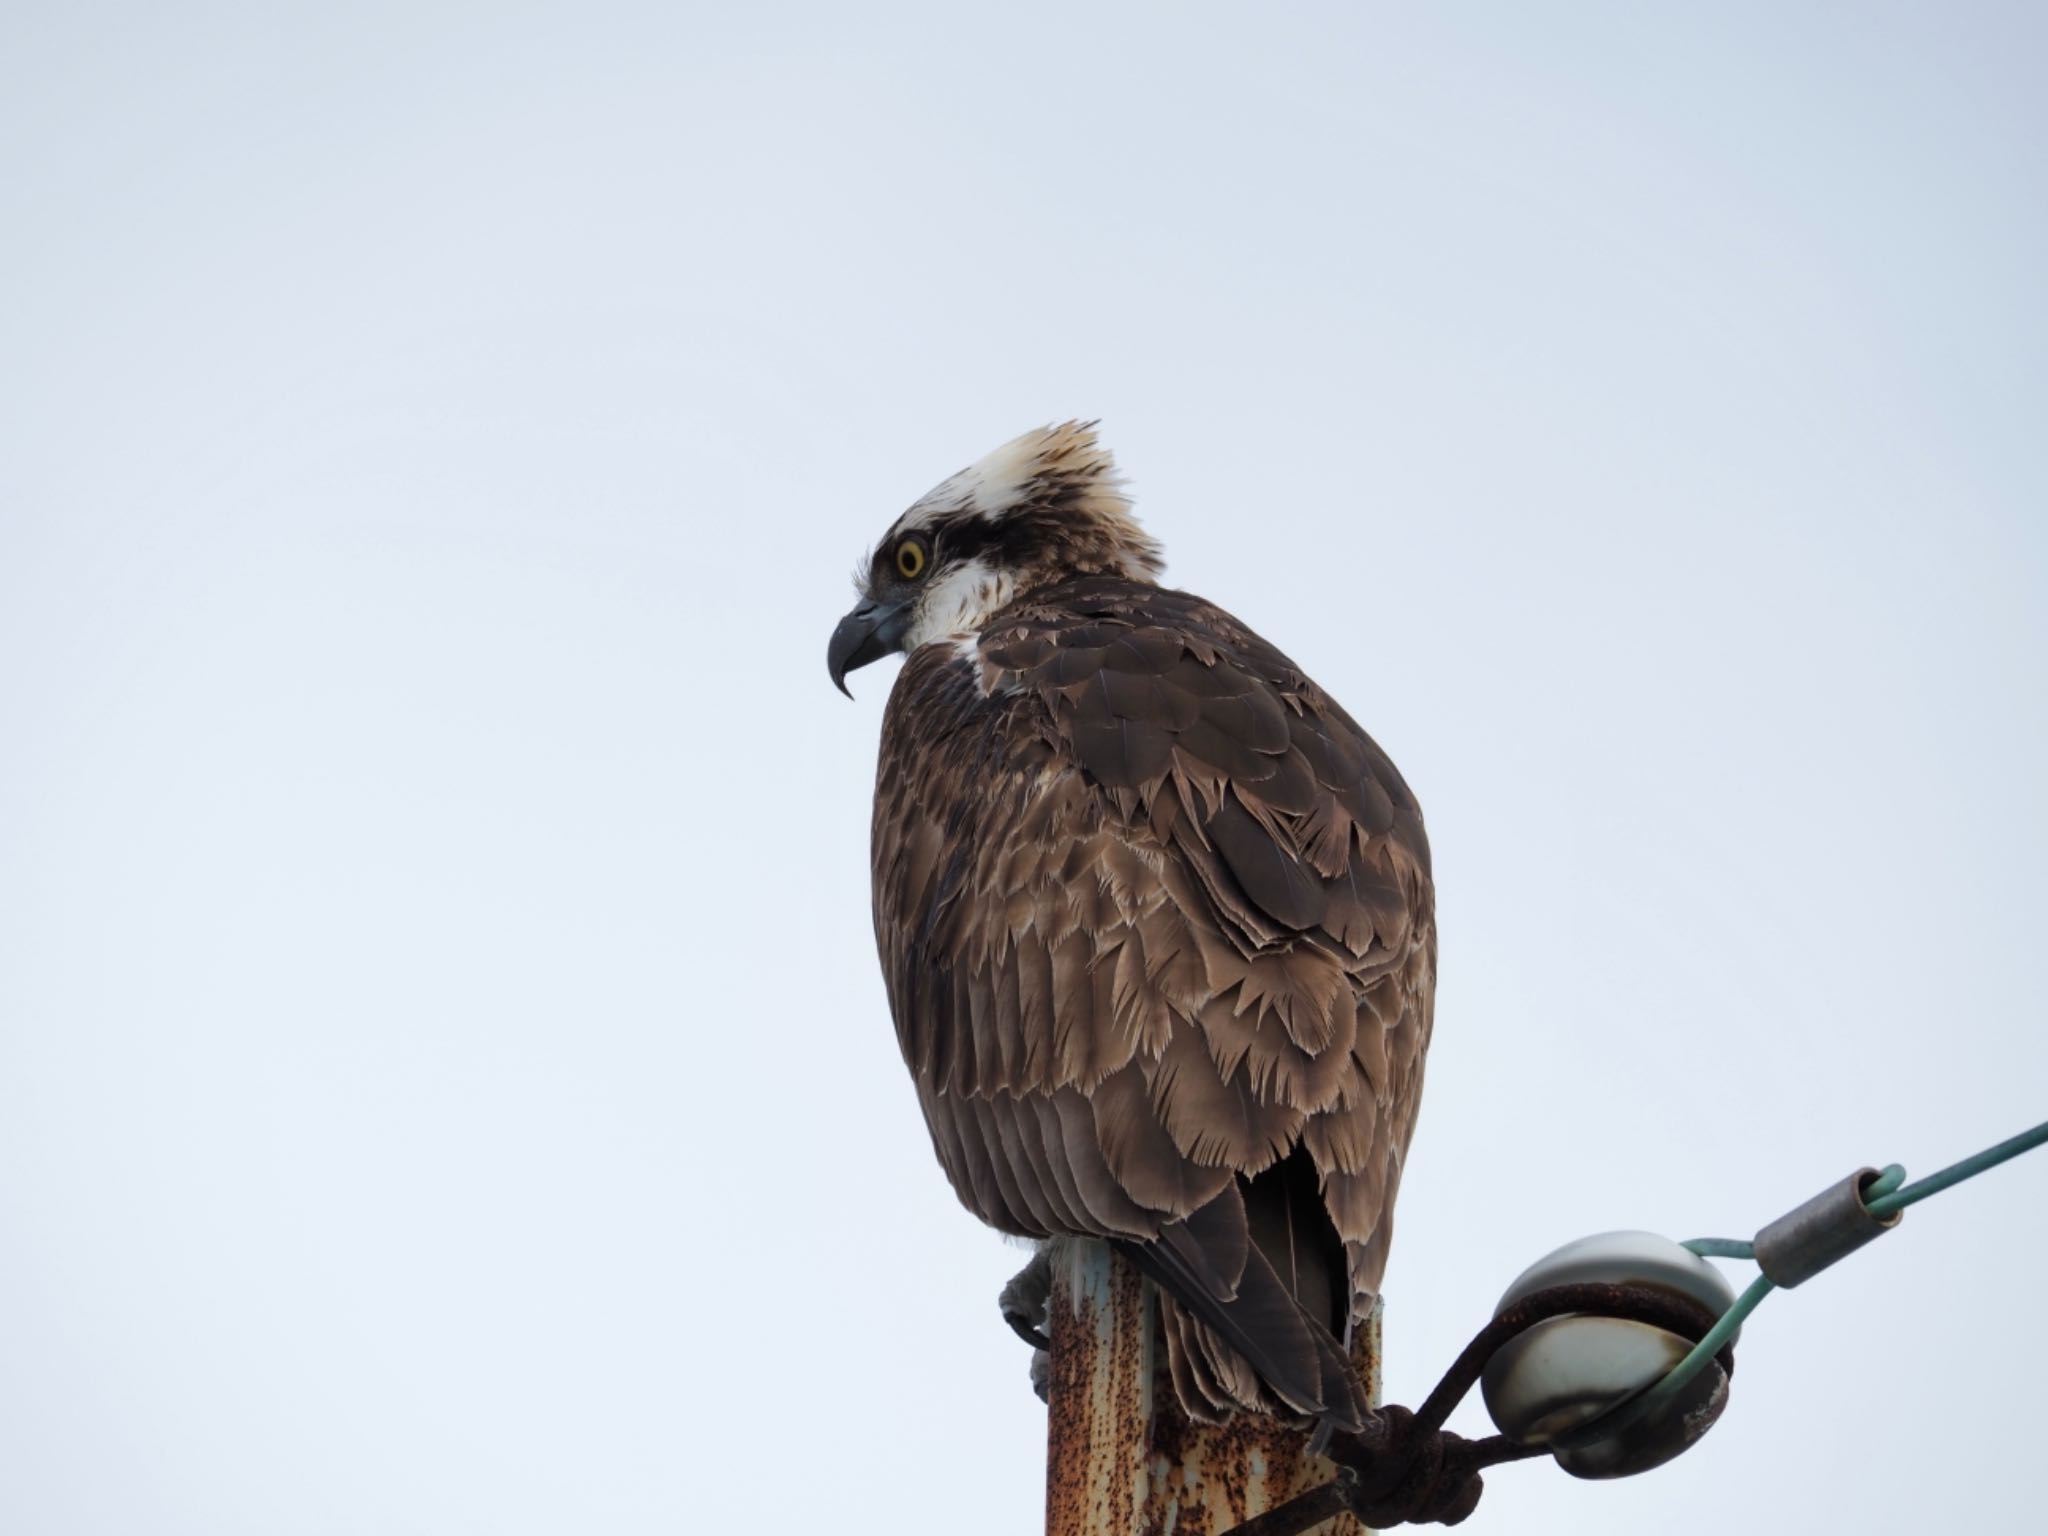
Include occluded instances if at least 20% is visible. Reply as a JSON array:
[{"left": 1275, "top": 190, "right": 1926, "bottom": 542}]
[{"left": 903, "top": 559, "right": 1017, "bottom": 650}]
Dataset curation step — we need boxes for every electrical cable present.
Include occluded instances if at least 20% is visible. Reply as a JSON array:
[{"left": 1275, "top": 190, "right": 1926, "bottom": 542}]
[{"left": 1630, "top": 1122, "right": 2048, "bottom": 1430}]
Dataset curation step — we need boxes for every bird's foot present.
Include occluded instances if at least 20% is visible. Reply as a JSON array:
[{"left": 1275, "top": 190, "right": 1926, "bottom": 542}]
[
  {"left": 1000, "top": 1246, "right": 1054, "bottom": 1403},
  {"left": 999, "top": 1246, "right": 1054, "bottom": 1350},
  {"left": 1003, "top": 1253, "right": 1056, "bottom": 1343}
]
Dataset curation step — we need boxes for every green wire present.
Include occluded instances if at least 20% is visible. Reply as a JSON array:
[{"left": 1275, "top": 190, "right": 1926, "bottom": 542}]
[
  {"left": 1867, "top": 1122, "right": 2048, "bottom": 1219},
  {"left": 1681, "top": 1237, "right": 1754, "bottom": 1260},
  {"left": 1864, "top": 1163, "right": 1908, "bottom": 1202},
  {"left": 1579, "top": 1120, "right": 2047, "bottom": 1445},
  {"left": 1556, "top": 1273, "right": 1777, "bottom": 1449},
  {"left": 1635, "top": 1273, "right": 1774, "bottom": 1412}
]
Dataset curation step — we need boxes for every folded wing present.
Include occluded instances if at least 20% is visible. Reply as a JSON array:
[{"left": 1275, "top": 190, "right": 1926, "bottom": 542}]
[{"left": 871, "top": 576, "right": 1434, "bottom": 1426}]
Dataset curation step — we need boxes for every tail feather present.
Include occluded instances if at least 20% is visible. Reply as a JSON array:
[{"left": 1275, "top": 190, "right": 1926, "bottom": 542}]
[{"left": 1115, "top": 1151, "right": 1367, "bottom": 1435}]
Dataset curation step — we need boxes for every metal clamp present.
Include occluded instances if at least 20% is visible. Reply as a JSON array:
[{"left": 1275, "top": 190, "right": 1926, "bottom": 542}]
[{"left": 1753, "top": 1167, "right": 1902, "bottom": 1289}]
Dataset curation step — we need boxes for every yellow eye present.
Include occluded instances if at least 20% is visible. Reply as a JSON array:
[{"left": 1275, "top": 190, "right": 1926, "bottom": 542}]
[{"left": 895, "top": 538, "right": 928, "bottom": 580}]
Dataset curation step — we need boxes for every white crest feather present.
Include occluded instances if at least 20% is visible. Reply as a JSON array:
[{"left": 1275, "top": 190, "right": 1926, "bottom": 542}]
[{"left": 894, "top": 422, "right": 1150, "bottom": 558}]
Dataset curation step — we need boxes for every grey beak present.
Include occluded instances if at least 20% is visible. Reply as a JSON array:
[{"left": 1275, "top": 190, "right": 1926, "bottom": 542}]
[{"left": 828, "top": 599, "right": 911, "bottom": 697}]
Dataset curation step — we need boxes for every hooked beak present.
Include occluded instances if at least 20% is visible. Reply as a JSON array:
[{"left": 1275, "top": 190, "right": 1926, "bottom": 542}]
[{"left": 828, "top": 598, "right": 912, "bottom": 697}]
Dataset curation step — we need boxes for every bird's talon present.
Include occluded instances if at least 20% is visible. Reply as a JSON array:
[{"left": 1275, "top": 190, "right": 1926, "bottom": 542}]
[
  {"left": 1000, "top": 1248, "right": 1054, "bottom": 1352},
  {"left": 1006, "top": 1315, "right": 1053, "bottom": 1351}
]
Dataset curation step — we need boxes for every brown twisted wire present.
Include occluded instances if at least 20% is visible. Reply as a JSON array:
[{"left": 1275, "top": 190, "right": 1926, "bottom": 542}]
[{"left": 1223, "top": 1281, "right": 1736, "bottom": 1534}]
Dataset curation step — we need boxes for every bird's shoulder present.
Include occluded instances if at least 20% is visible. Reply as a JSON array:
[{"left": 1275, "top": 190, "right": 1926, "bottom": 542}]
[
  {"left": 868, "top": 574, "right": 1435, "bottom": 1266},
  {"left": 967, "top": 576, "right": 1431, "bottom": 955}
]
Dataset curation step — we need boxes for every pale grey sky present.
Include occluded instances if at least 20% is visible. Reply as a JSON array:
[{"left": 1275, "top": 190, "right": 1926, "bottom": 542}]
[{"left": 3, "top": 4, "right": 2043, "bottom": 1533}]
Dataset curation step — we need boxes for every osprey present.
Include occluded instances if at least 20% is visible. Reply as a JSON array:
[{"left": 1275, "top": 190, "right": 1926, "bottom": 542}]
[{"left": 829, "top": 423, "right": 1433, "bottom": 1434}]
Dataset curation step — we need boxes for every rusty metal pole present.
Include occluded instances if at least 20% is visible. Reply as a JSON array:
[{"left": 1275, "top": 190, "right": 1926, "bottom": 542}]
[{"left": 1046, "top": 1242, "right": 1382, "bottom": 1536}]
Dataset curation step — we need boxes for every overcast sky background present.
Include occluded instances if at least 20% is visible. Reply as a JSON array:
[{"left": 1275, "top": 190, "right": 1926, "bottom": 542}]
[{"left": 3, "top": 4, "right": 2044, "bottom": 1533}]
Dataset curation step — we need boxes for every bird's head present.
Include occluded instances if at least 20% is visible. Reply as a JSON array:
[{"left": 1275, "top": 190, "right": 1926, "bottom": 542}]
[{"left": 828, "top": 421, "right": 1163, "bottom": 695}]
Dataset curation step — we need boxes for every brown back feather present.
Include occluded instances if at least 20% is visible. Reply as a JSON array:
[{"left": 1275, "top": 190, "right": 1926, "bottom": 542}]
[{"left": 870, "top": 575, "right": 1434, "bottom": 1421}]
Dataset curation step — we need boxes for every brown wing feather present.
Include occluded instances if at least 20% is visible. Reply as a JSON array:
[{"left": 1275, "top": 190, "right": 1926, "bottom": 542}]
[{"left": 871, "top": 575, "right": 1434, "bottom": 1422}]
